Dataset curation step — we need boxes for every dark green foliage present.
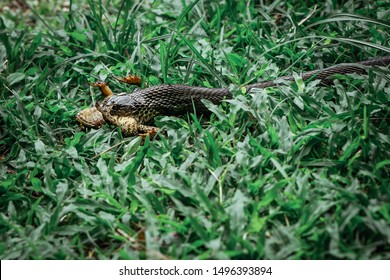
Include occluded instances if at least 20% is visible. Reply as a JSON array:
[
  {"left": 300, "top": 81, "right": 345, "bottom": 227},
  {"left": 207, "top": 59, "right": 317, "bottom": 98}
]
[{"left": 0, "top": 0, "right": 389, "bottom": 259}]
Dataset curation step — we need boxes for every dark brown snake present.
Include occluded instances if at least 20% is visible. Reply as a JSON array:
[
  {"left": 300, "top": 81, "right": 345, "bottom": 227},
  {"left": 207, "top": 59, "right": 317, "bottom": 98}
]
[{"left": 77, "top": 56, "right": 390, "bottom": 135}]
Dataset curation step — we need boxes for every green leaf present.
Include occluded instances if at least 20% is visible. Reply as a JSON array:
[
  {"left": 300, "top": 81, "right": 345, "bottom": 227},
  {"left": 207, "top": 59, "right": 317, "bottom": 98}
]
[
  {"left": 34, "top": 139, "right": 46, "bottom": 155},
  {"left": 31, "top": 177, "right": 42, "bottom": 192},
  {"left": 7, "top": 72, "right": 25, "bottom": 85},
  {"left": 293, "top": 72, "right": 305, "bottom": 93},
  {"left": 69, "top": 31, "right": 88, "bottom": 43},
  {"left": 60, "top": 45, "right": 72, "bottom": 56},
  {"left": 226, "top": 53, "right": 247, "bottom": 67},
  {"left": 249, "top": 212, "right": 267, "bottom": 233},
  {"left": 226, "top": 190, "right": 249, "bottom": 231}
]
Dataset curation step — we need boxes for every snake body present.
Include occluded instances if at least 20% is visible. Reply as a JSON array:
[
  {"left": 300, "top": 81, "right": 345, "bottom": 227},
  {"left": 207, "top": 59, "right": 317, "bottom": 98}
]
[
  {"left": 77, "top": 56, "right": 390, "bottom": 135},
  {"left": 97, "top": 85, "right": 231, "bottom": 125},
  {"left": 246, "top": 56, "right": 390, "bottom": 90}
]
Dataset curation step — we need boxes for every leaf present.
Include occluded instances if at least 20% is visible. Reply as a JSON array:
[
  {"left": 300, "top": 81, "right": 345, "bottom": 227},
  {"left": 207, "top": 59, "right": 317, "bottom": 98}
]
[
  {"left": 293, "top": 72, "right": 305, "bottom": 93},
  {"left": 69, "top": 132, "right": 85, "bottom": 146},
  {"left": 31, "top": 177, "right": 42, "bottom": 192},
  {"left": 293, "top": 96, "right": 304, "bottom": 110},
  {"left": 375, "top": 160, "right": 390, "bottom": 170},
  {"left": 7, "top": 72, "right": 25, "bottom": 85},
  {"left": 249, "top": 213, "right": 267, "bottom": 232},
  {"left": 226, "top": 53, "right": 247, "bottom": 67},
  {"left": 65, "top": 146, "right": 78, "bottom": 159},
  {"left": 226, "top": 190, "right": 249, "bottom": 231},
  {"left": 258, "top": 189, "right": 277, "bottom": 208},
  {"left": 34, "top": 139, "right": 46, "bottom": 155},
  {"left": 69, "top": 31, "right": 88, "bottom": 43},
  {"left": 60, "top": 45, "right": 72, "bottom": 56},
  {"left": 121, "top": 137, "right": 142, "bottom": 161},
  {"left": 27, "top": 32, "right": 42, "bottom": 58},
  {"left": 55, "top": 180, "right": 68, "bottom": 202},
  {"left": 33, "top": 106, "right": 42, "bottom": 119}
]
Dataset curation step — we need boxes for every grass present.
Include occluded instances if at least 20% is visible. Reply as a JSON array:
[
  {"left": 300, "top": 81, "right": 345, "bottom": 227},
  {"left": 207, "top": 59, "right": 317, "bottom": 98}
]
[{"left": 0, "top": 0, "right": 390, "bottom": 260}]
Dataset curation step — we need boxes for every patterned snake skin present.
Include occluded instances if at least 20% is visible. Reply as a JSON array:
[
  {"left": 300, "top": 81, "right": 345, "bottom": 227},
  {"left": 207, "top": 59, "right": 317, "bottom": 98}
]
[
  {"left": 246, "top": 56, "right": 390, "bottom": 90},
  {"left": 99, "top": 56, "right": 390, "bottom": 125},
  {"left": 73, "top": 56, "right": 390, "bottom": 135},
  {"left": 99, "top": 85, "right": 231, "bottom": 125}
]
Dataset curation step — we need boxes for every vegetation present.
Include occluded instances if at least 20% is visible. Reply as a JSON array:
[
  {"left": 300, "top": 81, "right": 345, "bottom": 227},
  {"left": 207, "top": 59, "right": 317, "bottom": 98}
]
[{"left": 0, "top": 0, "right": 389, "bottom": 259}]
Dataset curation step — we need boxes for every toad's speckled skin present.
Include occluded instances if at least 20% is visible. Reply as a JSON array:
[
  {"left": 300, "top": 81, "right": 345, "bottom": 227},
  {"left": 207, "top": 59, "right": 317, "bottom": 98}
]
[{"left": 75, "top": 107, "right": 105, "bottom": 128}]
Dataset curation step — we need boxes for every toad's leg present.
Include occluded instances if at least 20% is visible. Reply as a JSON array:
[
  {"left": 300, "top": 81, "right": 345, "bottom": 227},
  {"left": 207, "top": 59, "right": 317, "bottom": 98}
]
[
  {"left": 115, "top": 116, "right": 157, "bottom": 138},
  {"left": 90, "top": 81, "right": 114, "bottom": 97},
  {"left": 112, "top": 75, "right": 142, "bottom": 87},
  {"left": 138, "top": 125, "right": 159, "bottom": 139},
  {"left": 108, "top": 116, "right": 138, "bottom": 136}
]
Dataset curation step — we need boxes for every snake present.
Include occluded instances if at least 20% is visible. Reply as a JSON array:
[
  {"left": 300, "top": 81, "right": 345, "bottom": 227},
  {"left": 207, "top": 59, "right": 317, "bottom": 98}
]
[{"left": 76, "top": 56, "right": 390, "bottom": 136}]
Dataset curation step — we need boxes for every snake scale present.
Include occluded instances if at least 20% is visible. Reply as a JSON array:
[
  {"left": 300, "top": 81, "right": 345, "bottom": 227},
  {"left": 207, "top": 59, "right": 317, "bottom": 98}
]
[{"left": 76, "top": 56, "right": 390, "bottom": 136}]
